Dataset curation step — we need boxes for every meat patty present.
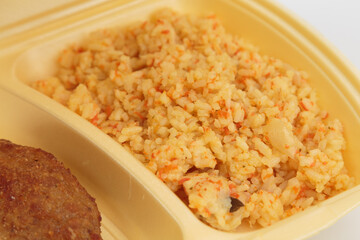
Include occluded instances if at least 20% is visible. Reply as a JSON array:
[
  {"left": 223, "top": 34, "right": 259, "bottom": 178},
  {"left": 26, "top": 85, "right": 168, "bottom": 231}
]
[{"left": 0, "top": 139, "right": 102, "bottom": 240}]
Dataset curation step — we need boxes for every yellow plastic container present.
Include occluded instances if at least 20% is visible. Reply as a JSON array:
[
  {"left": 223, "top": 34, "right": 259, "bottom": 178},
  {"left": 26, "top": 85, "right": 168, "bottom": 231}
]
[{"left": 0, "top": 0, "right": 359, "bottom": 239}]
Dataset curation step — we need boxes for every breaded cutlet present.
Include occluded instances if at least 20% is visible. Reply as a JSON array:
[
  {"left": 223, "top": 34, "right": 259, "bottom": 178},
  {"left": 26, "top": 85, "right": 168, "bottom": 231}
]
[{"left": 0, "top": 139, "right": 102, "bottom": 240}]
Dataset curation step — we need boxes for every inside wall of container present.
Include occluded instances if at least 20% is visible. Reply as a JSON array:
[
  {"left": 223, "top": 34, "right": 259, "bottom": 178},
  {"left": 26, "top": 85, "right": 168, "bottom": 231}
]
[{"left": 13, "top": 0, "right": 360, "bottom": 184}]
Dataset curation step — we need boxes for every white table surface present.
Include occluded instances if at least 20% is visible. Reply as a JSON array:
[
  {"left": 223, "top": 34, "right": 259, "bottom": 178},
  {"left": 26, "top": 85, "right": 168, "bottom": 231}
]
[
  {"left": 1, "top": 0, "right": 359, "bottom": 239},
  {"left": 275, "top": 1, "right": 360, "bottom": 239}
]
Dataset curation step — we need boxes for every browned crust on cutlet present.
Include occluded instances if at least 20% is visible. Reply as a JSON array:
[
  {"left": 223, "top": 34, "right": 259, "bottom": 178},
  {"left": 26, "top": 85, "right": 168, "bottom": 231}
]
[{"left": 0, "top": 139, "right": 102, "bottom": 240}]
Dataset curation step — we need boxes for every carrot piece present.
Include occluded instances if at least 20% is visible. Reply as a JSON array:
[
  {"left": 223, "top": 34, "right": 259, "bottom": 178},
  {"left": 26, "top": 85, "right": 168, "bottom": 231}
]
[
  {"left": 179, "top": 178, "right": 190, "bottom": 185},
  {"left": 90, "top": 113, "right": 98, "bottom": 126},
  {"left": 299, "top": 101, "right": 309, "bottom": 111},
  {"left": 105, "top": 106, "right": 113, "bottom": 117},
  {"left": 230, "top": 192, "right": 239, "bottom": 198},
  {"left": 310, "top": 161, "right": 316, "bottom": 168},
  {"left": 204, "top": 207, "right": 211, "bottom": 216},
  {"left": 135, "top": 111, "right": 145, "bottom": 120}
]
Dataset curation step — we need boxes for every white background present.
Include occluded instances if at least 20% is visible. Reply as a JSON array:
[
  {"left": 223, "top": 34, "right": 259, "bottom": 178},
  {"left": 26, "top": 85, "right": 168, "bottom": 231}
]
[
  {"left": 276, "top": 0, "right": 360, "bottom": 71},
  {"left": 275, "top": 1, "right": 360, "bottom": 239}
]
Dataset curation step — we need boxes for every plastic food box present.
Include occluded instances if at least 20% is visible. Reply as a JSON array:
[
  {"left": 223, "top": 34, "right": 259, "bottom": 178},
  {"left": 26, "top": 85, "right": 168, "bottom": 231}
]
[{"left": 0, "top": 0, "right": 359, "bottom": 239}]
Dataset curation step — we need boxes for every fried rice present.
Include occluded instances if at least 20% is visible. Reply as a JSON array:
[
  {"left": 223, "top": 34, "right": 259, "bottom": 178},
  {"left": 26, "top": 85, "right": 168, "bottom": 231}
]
[{"left": 31, "top": 9, "right": 354, "bottom": 231}]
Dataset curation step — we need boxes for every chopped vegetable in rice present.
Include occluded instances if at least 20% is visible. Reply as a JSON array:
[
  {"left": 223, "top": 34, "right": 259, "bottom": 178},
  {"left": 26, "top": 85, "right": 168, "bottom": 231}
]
[{"left": 32, "top": 9, "right": 354, "bottom": 231}]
